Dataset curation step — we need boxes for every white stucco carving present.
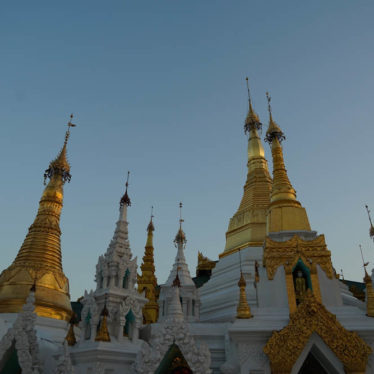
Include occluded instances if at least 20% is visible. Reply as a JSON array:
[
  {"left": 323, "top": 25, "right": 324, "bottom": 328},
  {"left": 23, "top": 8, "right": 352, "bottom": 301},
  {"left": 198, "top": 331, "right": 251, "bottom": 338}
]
[{"left": 0, "top": 289, "right": 40, "bottom": 374}]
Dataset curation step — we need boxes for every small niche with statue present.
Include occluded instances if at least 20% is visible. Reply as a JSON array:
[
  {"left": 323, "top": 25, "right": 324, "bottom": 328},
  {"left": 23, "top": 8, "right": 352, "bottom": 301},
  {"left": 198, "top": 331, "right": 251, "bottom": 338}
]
[{"left": 292, "top": 259, "right": 313, "bottom": 305}]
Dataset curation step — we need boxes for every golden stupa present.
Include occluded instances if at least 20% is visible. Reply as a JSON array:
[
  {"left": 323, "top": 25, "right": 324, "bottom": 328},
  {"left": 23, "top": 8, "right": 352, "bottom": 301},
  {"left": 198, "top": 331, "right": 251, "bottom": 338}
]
[
  {"left": 222, "top": 78, "right": 272, "bottom": 257},
  {"left": 264, "top": 92, "right": 311, "bottom": 233},
  {"left": 0, "top": 117, "right": 76, "bottom": 321}
]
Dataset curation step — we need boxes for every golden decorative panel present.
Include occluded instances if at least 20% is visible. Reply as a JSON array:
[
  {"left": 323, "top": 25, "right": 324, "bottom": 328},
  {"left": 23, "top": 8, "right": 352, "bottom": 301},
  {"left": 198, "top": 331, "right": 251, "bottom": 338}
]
[
  {"left": 263, "top": 290, "right": 372, "bottom": 374},
  {"left": 263, "top": 234, "right": 333, "bottom": 281}
]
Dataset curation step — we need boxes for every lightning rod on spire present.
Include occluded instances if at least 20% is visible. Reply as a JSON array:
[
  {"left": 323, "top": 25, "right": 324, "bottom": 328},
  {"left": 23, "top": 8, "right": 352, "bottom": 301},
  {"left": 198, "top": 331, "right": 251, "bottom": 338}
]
[
  {"left": 365, "top": 205, "right": 374, "bottom": 241},
  {"left": 179, "top": 202, "right": 184, "bottom": 228},
  {"left": 266, "top": 92, "right": 272, "bottom": 117},
  {"left": 359, "top": 244, "right": 370, "bottom": 270},
  {"left": 120, "top": 171, "right": 131, "bottom": 207},
  {"left": 246, "top": 77, "right": 252, "bottom": 108}
]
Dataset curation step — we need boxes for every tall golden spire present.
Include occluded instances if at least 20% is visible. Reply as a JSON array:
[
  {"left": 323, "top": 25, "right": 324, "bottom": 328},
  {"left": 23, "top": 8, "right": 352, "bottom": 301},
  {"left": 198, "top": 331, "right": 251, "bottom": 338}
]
[
  {"left": 0, "top": 115, "right": 76, "bottom": 321},
  {"left": 222, "top": 78, "right": 272, "bottom": 257},
  {"left": 137, "top": 207, "right": 159, "bottom": 324},
  {"left": 264, "top": 93, "right": 311, "bottom": 233}
]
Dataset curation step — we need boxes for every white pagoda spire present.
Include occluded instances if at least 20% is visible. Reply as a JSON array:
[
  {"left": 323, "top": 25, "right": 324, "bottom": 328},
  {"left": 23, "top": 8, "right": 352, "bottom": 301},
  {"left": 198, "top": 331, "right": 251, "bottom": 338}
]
[
  {"left": 79, "top": 173, "right": 147, "bottom": 347},
  {"left": 106, "top": 171, "right": 132, "bottom": 262},
  {"left": 95, "top": 172, "right": 136, "bottom": 291},
  {"left": 166, "top": 272, "right": 184, "bottom": 321},
  {"left": 166, "top": 202, "right": 194, "bottom": 286}
]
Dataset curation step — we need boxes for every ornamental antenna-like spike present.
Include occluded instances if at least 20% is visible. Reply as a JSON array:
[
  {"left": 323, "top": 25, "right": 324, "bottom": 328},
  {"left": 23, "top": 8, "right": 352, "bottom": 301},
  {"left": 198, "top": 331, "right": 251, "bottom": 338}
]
[
  {"left": 246, "top": 77, "right": 252, "bottom": 108},
  {"left": 126, "top": 171, "right": 130, "bottom": 190},
  {"left": 266, "top": 92, "right": 272, "bottom": 119},
  {"left": 174, "top": 202, "right": 186, "bottom": 247},
  {"left": 264, "top": 91, "right": 285, "bottom": 143},
  {"left": 65, "top": 113, "right": 76, "bottom": 145},
  {"left": 365, "top": 205, "right": 374, "bottom": 240},
  {"left": 179, "top": 202, "right": 184, "bottom": 229},
  {"left": 151, "top": 205, "right": 154, "bottom": 222},
  {"left": 244, "top": 77, "right": 261, "bottom": 134},
  {"left": 359, "top": 244, "right": 370, "bottom": 271},
  {"left": 341, "top": 268, "right": 345, "bottom": 281},
  {"left": 43, "top": 114, "right": 76, "bottom": 185},
  {"left": 120, "top": 171, "right": 131, "bottom": 207}
]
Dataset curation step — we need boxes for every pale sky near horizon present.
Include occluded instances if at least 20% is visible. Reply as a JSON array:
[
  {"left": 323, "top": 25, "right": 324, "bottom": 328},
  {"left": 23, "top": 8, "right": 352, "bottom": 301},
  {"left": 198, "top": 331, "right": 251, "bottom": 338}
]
[{"left": 0, "top": 1, "right": 374, "bottom": 300}]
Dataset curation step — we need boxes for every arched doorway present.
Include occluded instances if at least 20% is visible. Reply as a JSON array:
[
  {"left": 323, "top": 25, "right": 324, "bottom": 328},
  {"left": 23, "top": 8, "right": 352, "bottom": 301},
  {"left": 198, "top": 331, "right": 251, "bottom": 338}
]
[
  {"left": 123, "top": 309, "right": 135, "bottom": 338},
  {"left": 298, "top": 352, "right": 329, "bottom": 374},
  {"left": 155, "top": 343, "right": 192, "bottom": 374},
  {"left": 0, "top": 341, "right": 22, "bottom": 374}
]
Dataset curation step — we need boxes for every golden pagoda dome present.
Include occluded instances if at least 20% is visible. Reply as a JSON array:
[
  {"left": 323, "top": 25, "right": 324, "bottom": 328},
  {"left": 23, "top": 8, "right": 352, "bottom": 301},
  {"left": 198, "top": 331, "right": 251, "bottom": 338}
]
[{"left": 0, "top": 116, "right": 76, "bottom": 321}]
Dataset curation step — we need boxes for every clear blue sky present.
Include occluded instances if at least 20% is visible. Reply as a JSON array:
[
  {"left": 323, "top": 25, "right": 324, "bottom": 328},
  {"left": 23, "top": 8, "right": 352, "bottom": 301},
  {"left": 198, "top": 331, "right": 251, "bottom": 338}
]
[{"left": 0, "top": 1, "right": 373, "bottom": 300}]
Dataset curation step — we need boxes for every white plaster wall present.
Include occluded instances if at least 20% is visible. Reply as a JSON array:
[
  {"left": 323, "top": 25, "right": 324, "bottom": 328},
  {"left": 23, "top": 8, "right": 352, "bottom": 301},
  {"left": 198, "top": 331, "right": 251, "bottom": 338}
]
[
  {"left": 199, "top": 247, "right": 262, "bottom": 322},
  {"left": 257, "top": 266, "right": 289, "bottom": 309},
  {"left": 317, "top": 265, "right": 343, "bottom": 307},
  {"left": 70, "top": 340, "right": 141, "bottom": 374}
]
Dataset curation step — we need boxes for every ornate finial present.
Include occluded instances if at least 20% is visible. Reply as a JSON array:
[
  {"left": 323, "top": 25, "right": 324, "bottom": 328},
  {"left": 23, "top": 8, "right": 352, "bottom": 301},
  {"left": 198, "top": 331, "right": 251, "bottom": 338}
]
[
  {"left": 244, "top": 77, "right": 261, "bottom": 134},
  {"left": 365, "top": 205, "right": 374, "bottom": 241},
  {"left": 246, "top": 77, "right": 252, "bottom": 107},
  {"left": 147, "top": 206, "right": 155, "bottom": 232},
  {"left": 43, "top": 114, "right": 76, "bottom": 185},
  {"left": 65, "top": 114, "right": 76, "bottom": 146},
  {"left": 266, "top": 91, "right": 272, "bottom": 117},
  {"left": 359, "top": 244, "right": 370, "bottom": 278},
  {"left": 341, "top": 268, "right": 345, "bottom": 281},
  {"left": 174, "top": 202, "right": 186, "bottom": 247},
  {"left": 179, "top": 202, "right": 184, "bottom": 228},
  {"left": 265, "top": 92, "right": 285, "bottom": 143},
  {"left": 120, "top": 171, "right": 131, "bottom": 207}
]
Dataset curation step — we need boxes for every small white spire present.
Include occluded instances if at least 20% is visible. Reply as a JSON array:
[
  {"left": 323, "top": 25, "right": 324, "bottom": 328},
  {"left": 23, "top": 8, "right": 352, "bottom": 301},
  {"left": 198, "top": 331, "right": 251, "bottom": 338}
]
[
  {"left": 166, "top": 274, "right": 184, "bottom": 322},
  {"left": 166, "top": 203, "right": 194, "bottom": 286}
]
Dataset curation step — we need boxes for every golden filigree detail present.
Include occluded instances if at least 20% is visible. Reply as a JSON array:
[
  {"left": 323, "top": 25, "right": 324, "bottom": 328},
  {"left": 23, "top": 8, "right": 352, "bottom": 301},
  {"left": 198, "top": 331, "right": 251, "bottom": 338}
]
[
  {"left": 263, "top": 290, "right": 372, "bottom": 374},
  {"left": 263, "top": 234, "right": 333, "bottom": 280},
  {"left": 196, "top": 252, "right": 216, "bottom": 274}
]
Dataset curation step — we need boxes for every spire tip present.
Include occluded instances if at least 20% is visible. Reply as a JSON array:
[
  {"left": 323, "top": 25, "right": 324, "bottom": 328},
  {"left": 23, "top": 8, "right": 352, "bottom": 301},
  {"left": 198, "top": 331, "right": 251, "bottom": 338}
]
[
  {"left": 244, "top": 77, "right": 261, "bottom": 134},
  {"left": 120, "top": 171, "right": 131, "bottom": 207}
]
